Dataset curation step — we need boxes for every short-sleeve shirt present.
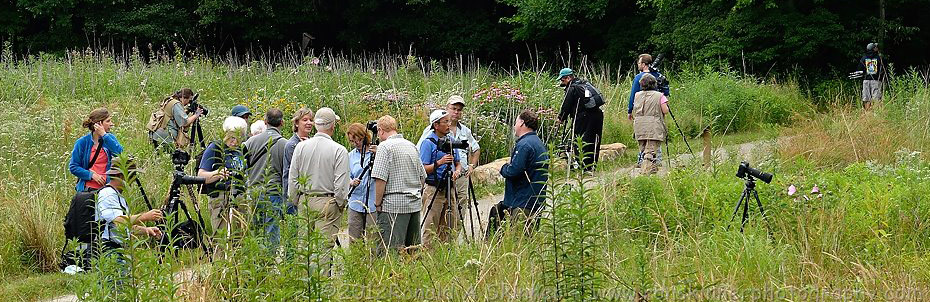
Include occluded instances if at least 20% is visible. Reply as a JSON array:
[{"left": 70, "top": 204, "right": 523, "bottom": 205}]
[
  {"left": 419, "top": 132, "right": 460, "bottom": 182},
  {"left": 371, "top": 134, "right": 426, "bottom": 214},
  {"left": 417, "top": 123, "right": 479, "bottom": 171},
  {"left": 96, "top": 186, "right": 128, "bottom": 244},
  {"left": 199, "top": 142, "right": 245, "bottom": 173}
]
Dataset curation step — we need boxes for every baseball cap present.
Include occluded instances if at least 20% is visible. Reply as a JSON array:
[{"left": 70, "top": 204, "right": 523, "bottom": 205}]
[
  {"left": 230, "top": 105, "right": 251, "bottom": 118},
  {"left": 447, "top": 95, "right": 466, "bottom": 106},
  {"left": 429, "top": 109, "right": 449, "bottom": 128},
  {"left": 557, "top": 68, "right": 574, "bottom": 80},
  {"left": 314, "top": 107, "right": 340, "bottom": 125},
  {"left": 104, "top": 157, "right": 139, "bottom": 176}
]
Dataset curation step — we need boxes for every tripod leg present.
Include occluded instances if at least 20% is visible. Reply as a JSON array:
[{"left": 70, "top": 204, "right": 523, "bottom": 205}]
[
  {"left": 752, "top": 189, "right": 774, "bottom": 239},
  {"left": 468, "top": 176, "right": 483, "bottom": 238},
  {"left": 419, "top": 185, "right": 441, "bottom": 232},
  {"left": 740, "top": 189, "right": 750, "bottom": 232},
  {"left": 727, "top": 189, "right": 748, "bottom": 230}
]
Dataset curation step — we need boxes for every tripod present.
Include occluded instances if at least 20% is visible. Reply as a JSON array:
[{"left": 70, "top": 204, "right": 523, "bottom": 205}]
[
  {"left": 189, "top": 119, "right": 206, "bottom": 151},
  {"left": 727, "top": 176, "right": 773, "bottom": 237},
  {"left": 161, "top": 171, "right": 212, "bottom": 256},
  {"left": 420, "top": 162, "right": 479, "bottom": 242}
]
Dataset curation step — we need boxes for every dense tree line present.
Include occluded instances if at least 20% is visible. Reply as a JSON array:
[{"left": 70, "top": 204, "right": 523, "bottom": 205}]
[{"left": 1, "top": 0, "right": 927, "bottom": 71}]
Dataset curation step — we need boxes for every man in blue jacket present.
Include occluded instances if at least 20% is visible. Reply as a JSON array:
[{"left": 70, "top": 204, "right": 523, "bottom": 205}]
[
  {"left": 489, "top": 109, "right": 549, "bottom": 236},
  {"left": 628, "top": 54, "right": 670, "bottom": 167}
]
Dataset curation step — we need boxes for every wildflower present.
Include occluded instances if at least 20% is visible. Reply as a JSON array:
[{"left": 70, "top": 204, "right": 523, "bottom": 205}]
[{"left": 310, "top": 57, "right": 320, "bottom": 65}]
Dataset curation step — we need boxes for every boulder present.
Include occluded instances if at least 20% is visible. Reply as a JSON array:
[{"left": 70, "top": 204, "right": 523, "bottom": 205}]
[
  {"left": 599, "top": 143, "right": 627, "bottom": 161},
  {"left": 471, "top": 157, "right": 509, "bottom": 184}
]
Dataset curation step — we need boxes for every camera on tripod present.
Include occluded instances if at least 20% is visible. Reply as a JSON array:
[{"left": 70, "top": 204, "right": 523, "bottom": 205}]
[
  {"left": 171, "top": 149, "right": 191, "bottom": 171},
  {"left": 435, "top": 136, "right": 469, "bottom": 153},
  {"left": 186, "top": 93, "right": 209, "bottom": 117},
  {"left": 366, "top": 120, "right": 380, "bottom": 144},
  {"left": 735, "top": 161, "right": 773, "bottom": 183}
]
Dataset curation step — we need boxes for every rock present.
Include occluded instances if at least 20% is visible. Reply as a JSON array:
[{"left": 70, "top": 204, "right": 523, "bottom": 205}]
[
  {"left": 598, "top": 143, "right": 627, "bottom": 161},
  {"left": 471, "top": 157, "right": 509, "bottom": 184}
]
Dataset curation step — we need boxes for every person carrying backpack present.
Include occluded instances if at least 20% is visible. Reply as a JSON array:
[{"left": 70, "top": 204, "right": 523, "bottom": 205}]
[
  {"left": 557, "top": 68, "right": 604, "bottom": 172},
  {"left": 197, "top": 116, "right": 248, "bottom": 256},
  {"left": 628, "top": 54, "right": 670, "bottom": 168},
  {"left": 69, "top": 107, "right": 123, "bottom": 192},
  {"left": 148, "top": 88, "right": 203, "bottom": 150}
]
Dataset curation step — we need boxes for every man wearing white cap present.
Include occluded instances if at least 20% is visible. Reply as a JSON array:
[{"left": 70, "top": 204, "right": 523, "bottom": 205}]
[
  {"left": 417, "top": 95, "right": 480, "bottom": 236},
  {"left": 418, "top": 109, "right": 462, "bottom": 247},
  {"left": 286, "top": 107, "right": 349, "bottom": 276}
]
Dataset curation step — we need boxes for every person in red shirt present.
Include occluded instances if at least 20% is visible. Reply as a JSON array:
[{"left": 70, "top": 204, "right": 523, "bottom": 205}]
[{"left": 68, "top": 108, "right": 123, "bottom": 192}]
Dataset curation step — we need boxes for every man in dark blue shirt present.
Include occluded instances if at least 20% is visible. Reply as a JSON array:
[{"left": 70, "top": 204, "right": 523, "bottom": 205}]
[
  {"left": 489, "top": 109, "right": 549, "bottom": 236},
  {"left": 557, "top": 68, "right": 603, "bottom": 172},
  {"left": 419, "top": 109, "right": 462, "bottom": 247}
]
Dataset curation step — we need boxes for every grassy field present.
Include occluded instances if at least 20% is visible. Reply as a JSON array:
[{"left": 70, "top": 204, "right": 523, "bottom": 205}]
[{"left": 1, "top": 48, "right": 928, "bottom": 301}]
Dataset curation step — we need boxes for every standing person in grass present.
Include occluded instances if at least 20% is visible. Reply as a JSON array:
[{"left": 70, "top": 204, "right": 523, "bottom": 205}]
[
  {"left": 346, "top": 123, "right": 378, "bottom": 243},
  {"left": 418, "top": 109, "right": 462, "bottom": 248},
  {"left": 282, "top": 107, "right": 314, "bottom": 215},
  {"left": 417, "top": 95, "right": 480, "bottom": 236},
  {"left": 149, "top": 88, "right": 203, "bottom": 150},
  {"left": 628, "top": 54, "right": 670, "bottom": 167},
  {"left": 859, "top": 43, "right": 885, "bottom": 111},
  {"left": 631, "top": 73, "right": 669, "bottom": 175},
  {"left": 198, "top": 116, "right": 248, "bottom": 257},
  {"left": 557, "top": 68, "right": 604, "bottom": 172},
  {"left": 287, "top": 107, "right": 349, "bottom": 276},
  {"left": 488, "top": 110, "right": 549, "bottom": 237},
  {"left": 69, "top": 107, "right": 123, "bottom": 192},
  {"left": 243, "top": 108, "right": 289, "bottom": 251},
  {"left": 371, "top": 115, "right": 427, "bottom": 255}
]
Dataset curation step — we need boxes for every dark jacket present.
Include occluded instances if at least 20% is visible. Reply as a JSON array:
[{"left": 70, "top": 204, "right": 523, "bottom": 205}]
[
  {"left": 500, "top": 132, "right": 549, "bottom": 210},
  {"left": 859, "top": 53, "right": 885, "bottom": 81},
  {"left": 69, "top": 133, "right": 123, "bottom": 192},
  {"left": 558, "top": 78, "right": 600, "bottom": 122}
]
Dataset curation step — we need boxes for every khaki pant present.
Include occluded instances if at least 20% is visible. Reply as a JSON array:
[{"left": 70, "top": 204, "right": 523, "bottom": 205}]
[
  {"left": 346, "top": 209, "right": 376, "bottom": 243},
  {"left": 209, "top": 192, "right": 247, "bottom": 258},
  {"left": 298, "top": 195, "right": 343, "bottom": 276},
  {"left": 421, "top": 184, "right": 461, "bottom": 247},
  {"left": 638, "top": 140, "right": 662, "bottom": 175}
]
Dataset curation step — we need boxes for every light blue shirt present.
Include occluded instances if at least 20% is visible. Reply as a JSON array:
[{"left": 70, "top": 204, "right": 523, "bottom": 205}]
[
  {"left": 347, "top": 148, "right": 376, "bottom": 213},
  {"left": 96, "top": 186, "right": 128, "bottom": 244}
]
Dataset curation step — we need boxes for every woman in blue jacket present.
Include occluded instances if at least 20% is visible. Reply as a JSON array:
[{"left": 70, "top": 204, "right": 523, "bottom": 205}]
[{"left": 69, "top": 108, "right": 123, "bottom": 192}]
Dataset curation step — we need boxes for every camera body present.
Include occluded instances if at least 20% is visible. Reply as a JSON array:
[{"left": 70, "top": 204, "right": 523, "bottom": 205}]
[
  {"left": 434, "top": 136, "right": 469, "bottom": 154},
  {"left": 366, "top": 120, "right": 380, "bottom": 144},
  {"left": 186, "top": 93, "right": 209, "bottom": 117},
  {"left": 736, "top": 161, "right": 773, "bottom": 183},
  {"left": 171, "top": 149, "right": 191, "bottom": 171}
]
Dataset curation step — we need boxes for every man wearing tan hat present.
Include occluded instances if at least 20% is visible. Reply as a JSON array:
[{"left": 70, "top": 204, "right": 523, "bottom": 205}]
[
  {"left": 418, "top": 109, "right": 462, "bottom": 247},
  {"left": 97, "top": 158, "right": 163, "bottom": 247},
  {"left": 286, "top": 107, "right": 349, "bottom": 276},
  {"left": 417, "top": 95, "right": 480, "bottom": 238}
]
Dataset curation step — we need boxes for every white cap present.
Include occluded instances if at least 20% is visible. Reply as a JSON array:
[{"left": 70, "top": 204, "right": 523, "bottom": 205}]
[
  {"left": 429, "top": 109, "right": 449, "bottom": 127},
  {"left": 447, "top": 95, "right": 465, "bottom": 106}
]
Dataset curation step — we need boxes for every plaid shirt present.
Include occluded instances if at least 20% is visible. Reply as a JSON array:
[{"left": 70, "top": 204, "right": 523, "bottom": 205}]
[{"left": 371, "top": 134, "right": 426, "bottom": 214}]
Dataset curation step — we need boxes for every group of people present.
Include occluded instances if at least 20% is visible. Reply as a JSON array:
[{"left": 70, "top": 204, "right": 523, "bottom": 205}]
[{"left": 68, "top": 90, "right": 552, "bottom": 274}]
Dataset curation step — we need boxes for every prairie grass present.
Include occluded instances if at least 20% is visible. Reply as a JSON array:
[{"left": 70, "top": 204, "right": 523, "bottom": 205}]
[{"left": 5, "top": 48, "right": 927, "bottom": 301}]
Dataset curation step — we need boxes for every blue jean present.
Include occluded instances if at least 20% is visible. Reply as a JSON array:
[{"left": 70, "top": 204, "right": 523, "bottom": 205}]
[{"left": 254, "top": 195, "right": 284, "bottom": 251}]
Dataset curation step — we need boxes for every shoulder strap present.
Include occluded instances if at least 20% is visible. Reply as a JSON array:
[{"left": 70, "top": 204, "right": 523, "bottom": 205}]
[{"left": 85, "top": 137, "right": 104, "bottom": 171}]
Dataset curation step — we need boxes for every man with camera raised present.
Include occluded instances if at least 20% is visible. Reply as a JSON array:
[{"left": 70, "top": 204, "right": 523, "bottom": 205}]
[
  {"left": 287, "top": 107, "right": 349, "bottom": 276},
  {"left": 243, "top": 108, "right": 289, "bottom": 250},
  {"left": 148, "top": 88, "right": 203, "bottom": 151},
  {"left": 417, "top": 95, "right": 480, "bottom": 230},
  {"left": 418, "top": 109, "right": 462, "bottom": 247},
  {"left": 371, "top": 115, "right": 427, "bottom": 255}
]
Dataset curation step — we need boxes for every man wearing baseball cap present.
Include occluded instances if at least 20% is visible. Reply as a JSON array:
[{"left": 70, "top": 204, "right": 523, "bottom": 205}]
[
  {"left": 557, "top": 67, "right": 604, "bottom": 172},
  {"left": 418, "top": 109, "right": 462, "bottom": 248},
  {"left": 287, "top": 107, "right": 349, "bottom": 276},
  {"left": 96, "top": 158, "right": 163, "bottom": 249},
  {"left": 416, "top": 95, "right": 481, "bottom": 237}
]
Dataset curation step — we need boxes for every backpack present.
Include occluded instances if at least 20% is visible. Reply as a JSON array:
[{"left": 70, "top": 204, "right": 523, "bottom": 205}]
[
  {"left": 63, "top": 190, "right": 102, "bottom": 244},
  {"left": 576, "top": 81, "right": 605, "bottom": 109},
  {"left": 146, "top": 97, "right": 180, "bottom": 133}
]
